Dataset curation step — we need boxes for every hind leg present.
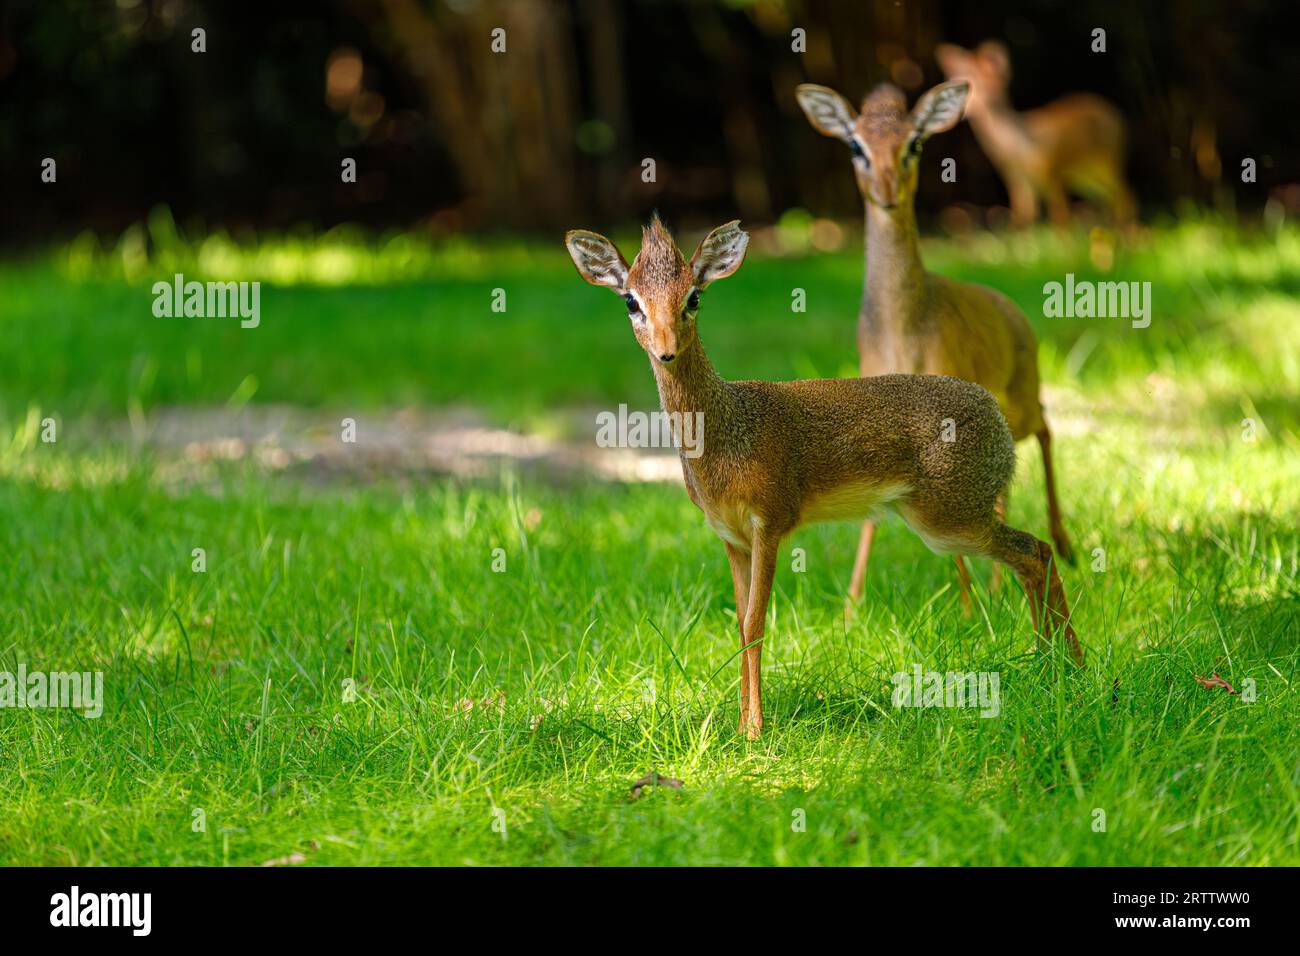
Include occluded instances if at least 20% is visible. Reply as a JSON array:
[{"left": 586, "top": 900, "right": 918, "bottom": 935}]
[
  {"left": 1044, "top": 181, "right": 1071, "bottom": 228},
  {"left": 846, "top": 520, "right": 876, "bottom": 614},
  {"left": 989, "top": 493, "right": 1007, "bottom": 592},
  {"left": 899, "top": 500, "right": 1081, "bottom": 664},
  {"left": 1037, "top": 426, "right": 1075, "bottom": 565},
  {"left": 1095, "top": 159, "right": 1136, "bottom": 226},
  {"left": 1110, "top": 180, "right": 1137, "bottom": 227}
]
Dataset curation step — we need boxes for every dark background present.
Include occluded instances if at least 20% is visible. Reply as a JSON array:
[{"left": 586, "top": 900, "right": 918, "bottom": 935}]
[{"left": 2, "top": 0, "right": 1296, "bottom": 245}]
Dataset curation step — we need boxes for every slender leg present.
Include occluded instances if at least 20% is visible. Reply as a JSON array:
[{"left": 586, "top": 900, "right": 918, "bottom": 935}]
[
  {"left": 953, "top": 555, "right": 974, "bottom": 617},
  {"left": 990, "top": 493, "right": 1007, "bottom": 592},
  {"left": 1044, "top": 182, "right": 1071, "bottom": 228},
  {"left": 1097, "top": 160, "right": 1136, "bottom": 226},
  {"left": 1036, "top": 426, "right": 1075, "bottom": 565},
  {"left": 725, "top": 543, "right": 752, "bottom": 734},
  {"left": 1007, "top": 178, "right": 1038, "bottom": 228},
  {"left": 741, "top": 534, "right": 780, "bottom": 739},
  {"left": 846, "top": 520, "right": 876, "bottom": 612},
  {"left": 1111, "top": 180, "right": 1137, "bottom": 227}
]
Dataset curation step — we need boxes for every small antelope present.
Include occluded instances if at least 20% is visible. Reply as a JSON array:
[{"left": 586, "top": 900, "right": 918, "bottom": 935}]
[
  {"left": 565, "top": 215, "right": 1082, "bottom": 738},
  {"left": 935, "top": 40, "right": 1135, "bottom": 226},
  {"left": 796, "top": 80, "right": 1074, "bottom": 614}
]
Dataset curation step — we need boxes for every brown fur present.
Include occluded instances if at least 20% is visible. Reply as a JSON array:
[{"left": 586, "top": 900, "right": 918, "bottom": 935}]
[
  {"left": 565, "top": 217, "right": 1083, "bottom": 738},
  {"left": 796, "top": 80, "right": 1076, "bottom": 613},
  {"left": 936, "top": 40, "right": 1135, "bottom": 226}
]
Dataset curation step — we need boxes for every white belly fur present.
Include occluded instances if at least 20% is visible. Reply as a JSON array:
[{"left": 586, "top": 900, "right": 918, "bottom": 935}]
[
  {"left": 702, "top": 481, "right": 914, "bottom": 551},
  {"left": 703, "top": 499, "right": 761, "bottom": 550},
  {"left": 799, "top": 480, "right": 912, "bottom": 526}
]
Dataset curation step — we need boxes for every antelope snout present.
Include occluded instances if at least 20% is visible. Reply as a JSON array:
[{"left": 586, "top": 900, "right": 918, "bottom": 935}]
[
  {"left": 651, "top": 328, "right": 679, "bottom": 364},
  {"left": 867, "top": 166, "right": 902, "bottom": 209},
  {"left": 873, "top": 180, "right": 899, "bottom": 209}
]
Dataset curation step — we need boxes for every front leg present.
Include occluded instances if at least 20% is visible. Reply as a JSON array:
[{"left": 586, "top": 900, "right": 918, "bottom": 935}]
[
  {"left": 741, "top": 533, "right": 780, "bottom": 739},
  {"left": 724, "top": 542, "right": 752, "bottom": 733},
  {"left": 1006, "top": 176, "right": 1038, "bottom": 228}
]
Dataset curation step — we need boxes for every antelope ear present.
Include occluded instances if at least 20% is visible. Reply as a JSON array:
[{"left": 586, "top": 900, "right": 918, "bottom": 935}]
[
  {"left": 795, "top": 84, "right": 859, "bottom": 144},
  {"left": 976, "top": 40, "right": 1011, "bottom": 81},
  {"left": 565, "top": 229, "right": 629, "bottom": 291},
  {"left": 934, "top": 43, "right": 972, "bottom": 77},
  {"left": 911, "top": 81, "right": 969, "bottom": 141},
  {"left": 690, "top": 220, "right": 749, "bottom": 288}
]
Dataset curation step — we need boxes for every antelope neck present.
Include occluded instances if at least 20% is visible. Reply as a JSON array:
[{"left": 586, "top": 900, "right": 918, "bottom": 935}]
[
  {"left": 968, "top": 100, "right": 1034, "bottom": 153},
  {"left": 648, "top": 336, "right": 736, "bottom": 443},
  {"left": 864, "top": 200, "right": 925, "bottom": 328}
]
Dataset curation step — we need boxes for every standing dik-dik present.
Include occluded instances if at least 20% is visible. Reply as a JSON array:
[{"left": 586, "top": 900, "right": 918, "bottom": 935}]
[
  {"left": 796, "top": 79, "right": 1074, "bottom": 613},
  {"left": 935, "top": 41, "right": 1135, "bottom": 226},
  {"left": 565, "top": 215, "right": 1083, "bottom": 739}
]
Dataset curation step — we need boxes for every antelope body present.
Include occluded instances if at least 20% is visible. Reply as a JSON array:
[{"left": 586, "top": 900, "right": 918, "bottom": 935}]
[
  {"left": 796, "top": 79, "right": 1074, "bottom": 613},
  {"left": 565, "top": 216, "right": 1082, "bottom": 738},
  {"left": 935, "top": 41, "right": 1135, "bottom": 226}
]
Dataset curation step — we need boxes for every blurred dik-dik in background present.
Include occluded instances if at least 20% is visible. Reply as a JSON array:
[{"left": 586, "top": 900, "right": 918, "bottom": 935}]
[
  {"left": 936, "top": 40, "right": 1136, "bottom": 226},
  {"left": 4, "top": 1, "right": 1295, "bottom": 242}
]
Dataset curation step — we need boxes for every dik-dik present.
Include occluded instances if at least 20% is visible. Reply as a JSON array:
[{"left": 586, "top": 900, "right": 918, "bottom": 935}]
[
  {"left": 565, "top": 215, "right": 1083, "bottom": 738},
  {"left": 796, "top": 79, "right": 1075, "bottom": 615},
  {"left": 936, "top": 40, "right": 1135, "bottom": 226}
]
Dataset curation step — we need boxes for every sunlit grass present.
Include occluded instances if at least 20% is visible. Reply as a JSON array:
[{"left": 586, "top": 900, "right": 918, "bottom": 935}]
[
  {"left": 3, "top": 215, "right": 1298, "bottom": 435},
  {"left": 0, "top": 418, "right": 1296, "bottom": 864},
  {"left": 0, "top": 216, "right": 1297, "bottom": 865}
]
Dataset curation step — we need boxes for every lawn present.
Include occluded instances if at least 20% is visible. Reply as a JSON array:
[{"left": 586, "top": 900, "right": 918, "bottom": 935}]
[{"left": 0, "top": 216, "right": 1297, "bottom": 865}]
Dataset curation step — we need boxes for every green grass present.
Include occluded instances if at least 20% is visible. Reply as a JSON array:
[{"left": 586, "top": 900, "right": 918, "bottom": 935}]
[
  {"left": 1, "top": 216, "right": 1298, "bottom": 865},
  {"left": 7, "top": 211, "right": 1299, "bottom": 428}
]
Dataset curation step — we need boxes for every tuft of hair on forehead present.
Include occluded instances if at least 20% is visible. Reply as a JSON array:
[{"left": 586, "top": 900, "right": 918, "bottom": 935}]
[
  {"left": 859, "top": 84, "right": 909, "bottom": 134},
  {"left": 630, "top": 212, "right": 690, "bottom": 290}
]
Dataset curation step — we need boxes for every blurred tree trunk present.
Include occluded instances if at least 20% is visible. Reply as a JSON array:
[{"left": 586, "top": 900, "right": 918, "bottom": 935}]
[
  {"left": 374, "top": 0, "right": 579, "bottom": 229},
  {"left": 579, "top": 0, "right": 628, "bottom": 221},
  {"left": 684, "top": 3, "right": 771, "bottom": 221}
]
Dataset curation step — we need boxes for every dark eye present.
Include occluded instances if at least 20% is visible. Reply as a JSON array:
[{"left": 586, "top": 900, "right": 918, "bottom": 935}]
[
  {"left": 906, "top": 138, "right": 922, "bottom": 158},
  {"left": 624, "top": 293, "right": 639, "bottom": 314},
  {"left": 849, "top": 140, "right": 869, "bottom": 164},
  {"left": 686, "top": 290, "right": 700, "bottom": 312}
]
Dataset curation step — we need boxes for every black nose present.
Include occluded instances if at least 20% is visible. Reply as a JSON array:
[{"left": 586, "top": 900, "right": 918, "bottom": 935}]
[{"left": 658, "top": 352, "right": 675, "bottom": 363}]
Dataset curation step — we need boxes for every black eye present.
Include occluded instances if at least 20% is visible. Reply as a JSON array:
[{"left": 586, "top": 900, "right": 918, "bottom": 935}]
[
  {"left": 686, "top": 290, "right": 700, "bottom": 312},
  {"left": 849, "top": 140, "right": 868, "bottom": 164},
  {"left": 624, "top": 293, "right": 639, "bottom": 314}
]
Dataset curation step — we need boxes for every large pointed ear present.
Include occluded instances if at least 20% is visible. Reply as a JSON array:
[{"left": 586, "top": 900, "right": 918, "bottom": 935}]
[
  {"left": 690, "top": 220, "right": 749, "bottom": 288},
  {"left": 934, "top": 43, "right": 973, "bottom": 78},
  {"left": 565, "top": 229, "right": 630, "bottom": 291},
  {"left": 911, "top": 80, "right": 968, "bottom": 141},
  {"left": 795, "top": 84, "right": 859, "bottom": 144},
  {"left": 976, "top": 40, "right": 1011, "bottom": 82}
]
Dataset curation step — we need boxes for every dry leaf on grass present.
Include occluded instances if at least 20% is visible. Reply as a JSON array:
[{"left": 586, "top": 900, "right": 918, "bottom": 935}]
[
  {"left": 1193, "top": 672, "right": 1238, "bottom": 694},
  {"left": 628, "top": 772, "right": 683, "bottom": 800},
  {"left": 259, "top": 852, "right": 307, "bottom": 867}
]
